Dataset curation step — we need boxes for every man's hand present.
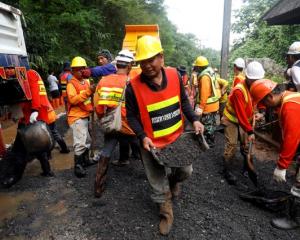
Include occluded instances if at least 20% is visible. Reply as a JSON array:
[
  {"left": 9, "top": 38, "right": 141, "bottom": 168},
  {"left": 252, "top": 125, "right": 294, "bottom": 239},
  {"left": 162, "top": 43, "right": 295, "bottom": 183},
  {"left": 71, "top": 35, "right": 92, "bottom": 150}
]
[
  {"left": 193, "top": 121, "right": 204, "bottom": 135},
  {"left": 89, "top": 83, "right": 96, "bottom": 93},
  {"left": 273, "top": 167, "right": 286, "bottom": 183},
  {"left": 29, "top": 111, "right": 38, "bottom": 123},
  {"left": 81, "top": 68, "right": 91, "bottom": 78},
  {"left": 142, "top": 137, "right": 155, "bottom": 151},
  {"left": 247, "top": 133, "right": 255, "bottom": 142},
  {"left": 195, "top": 107, "right": 203, "bottom": 116}
]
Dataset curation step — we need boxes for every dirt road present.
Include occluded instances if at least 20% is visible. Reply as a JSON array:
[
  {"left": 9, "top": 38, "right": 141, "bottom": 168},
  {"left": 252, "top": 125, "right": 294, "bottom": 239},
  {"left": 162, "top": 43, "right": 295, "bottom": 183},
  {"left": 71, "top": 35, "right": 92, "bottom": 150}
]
[{"left": 0, "top": 115, "right": 299, "bottom": 240}]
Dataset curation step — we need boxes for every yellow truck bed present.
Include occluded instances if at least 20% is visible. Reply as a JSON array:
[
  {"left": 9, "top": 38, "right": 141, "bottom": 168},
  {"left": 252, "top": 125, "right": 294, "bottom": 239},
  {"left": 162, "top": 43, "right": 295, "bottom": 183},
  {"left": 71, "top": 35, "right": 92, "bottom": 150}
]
[{"left": 122, "top": 24, "right": 160, "bottom": 52}]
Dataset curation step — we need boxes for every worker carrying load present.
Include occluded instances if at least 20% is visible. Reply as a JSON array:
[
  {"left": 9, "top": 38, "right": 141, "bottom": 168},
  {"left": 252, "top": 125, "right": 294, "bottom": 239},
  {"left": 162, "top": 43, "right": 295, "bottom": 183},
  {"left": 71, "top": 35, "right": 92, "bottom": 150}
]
[
  {"left": 1, "top": 69, "right": 55, "bottom": 188},
  {"left": 67, "top": 56, "right": 96, "bottom": 178},
  {"left": 193, "top": 56, "right": 220, "bottom": 147},
  {"left": 125, "top": 35, "right": 204, "bottom": 235},
  {"left": 232, "top": 58, "right": 246, "bottom": 88},
  {"left": 285, "top": 41, "right": 300, "bottom": 92},
  {"left": 222, "top": 61, "right": 265, "bottom": 185},
  {"left": 250, "top": 79, "right": 300, "bottom": 230},
  {"left": 93, "top": 49, "right": 139, "bottom": 198}
]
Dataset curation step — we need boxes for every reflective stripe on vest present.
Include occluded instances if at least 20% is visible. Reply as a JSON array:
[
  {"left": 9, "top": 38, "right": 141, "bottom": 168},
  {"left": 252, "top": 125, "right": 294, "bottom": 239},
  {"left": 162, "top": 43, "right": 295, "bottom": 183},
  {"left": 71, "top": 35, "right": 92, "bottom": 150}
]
[
  {"left": 223, "top": 82, "right": 251, "bottom": 123},
  {"left": 147, "top": 95, "right": 182, "bottom": 138},
  {"left": 199, "top": 67, "right": 220, "bottom": 104},
  {"left": 97, "top": 86, "right": 125, "bottom": 106},
  {"left": 38, "top": 80, "right": 47, "bottom": 96}
]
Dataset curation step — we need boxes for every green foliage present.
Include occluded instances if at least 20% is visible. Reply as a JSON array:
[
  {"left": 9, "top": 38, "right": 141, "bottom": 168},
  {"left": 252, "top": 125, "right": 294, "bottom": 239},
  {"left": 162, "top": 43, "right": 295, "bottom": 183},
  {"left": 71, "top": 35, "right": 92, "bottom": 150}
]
[
  {"left": 230, "top": 0, "right": 300, "bottom": 66},
  {"left": 2, "top": 0, "right": 220, "bottom": 78}
]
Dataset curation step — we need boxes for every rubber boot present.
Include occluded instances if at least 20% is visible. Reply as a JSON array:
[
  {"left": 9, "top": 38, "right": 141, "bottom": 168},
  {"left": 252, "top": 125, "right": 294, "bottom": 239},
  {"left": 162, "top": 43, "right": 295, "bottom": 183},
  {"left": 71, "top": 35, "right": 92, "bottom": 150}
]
[
  {"left": 74, "top": 154, "right": 87, "bottom": 178},
  {"left": 56, "top": 137, "right": 70, "bottom": 154},
  {"left": 223, "top": 158, "right": 237, "bottom": 185},
  {"left": 38, "top": 153, "right": 54, "bottom": 177},
  {"left": 94, "top": 156, "right": 110, "bottom": 198},
  {"left": 271, "top": 197, "right": 300, "bottom": 230},
  {"left": 83, "top": 149, "right": 97, "bottom": 167},
  {"left": 159, "top": 192, "right": 174, "bottom": 235}
]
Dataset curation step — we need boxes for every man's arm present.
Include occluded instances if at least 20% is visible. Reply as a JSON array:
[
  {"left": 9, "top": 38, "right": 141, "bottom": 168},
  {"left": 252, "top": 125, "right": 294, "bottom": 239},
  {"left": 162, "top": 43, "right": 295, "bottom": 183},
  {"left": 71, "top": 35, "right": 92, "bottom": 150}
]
[
  {"left": 278, "top": 103, "right": 300, "bottom": 169},
  {"left": 231, "top": 89, "right": 253, "bottom": 134},
  {"left": 291, "top": 65, "right": 300, "bottom": 92},
  {"left": 90, "top": 63, "right": 116, "bottom": 78}
]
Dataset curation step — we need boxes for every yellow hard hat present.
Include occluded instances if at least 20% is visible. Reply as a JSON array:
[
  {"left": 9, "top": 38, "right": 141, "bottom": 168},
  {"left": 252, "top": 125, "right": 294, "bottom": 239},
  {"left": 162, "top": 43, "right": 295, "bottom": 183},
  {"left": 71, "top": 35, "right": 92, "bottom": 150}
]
[
  {"left": 71, "top": 56, "right": 87, "bottom": 68},
  {"left": 135, "top": 35, "right": 163, "bottom": 62},
  {"left": 193, "top": 56, "right": 209, "bottom": 67}
]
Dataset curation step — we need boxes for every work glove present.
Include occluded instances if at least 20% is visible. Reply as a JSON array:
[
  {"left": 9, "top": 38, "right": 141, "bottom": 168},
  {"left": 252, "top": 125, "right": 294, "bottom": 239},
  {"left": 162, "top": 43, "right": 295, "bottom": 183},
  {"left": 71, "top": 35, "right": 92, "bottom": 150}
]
[
  {"left": 29, "top": 111, "right": 39, "bottom": 123},
  {"left": 81, "top": 68, "right": 91, "bottom": 78},
  {"left": 195, "top": 107, "right": 203, "bottom": 116},
  {"left": 273, "top": 167, "right": 286, "bottom": 183}
]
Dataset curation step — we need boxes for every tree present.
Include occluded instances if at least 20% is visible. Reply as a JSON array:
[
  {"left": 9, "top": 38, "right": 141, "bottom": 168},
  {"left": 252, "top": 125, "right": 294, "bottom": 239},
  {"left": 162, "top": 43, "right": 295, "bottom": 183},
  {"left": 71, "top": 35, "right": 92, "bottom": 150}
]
[{"left": 230, "top": 0, "right": 300, "bottom": 66}]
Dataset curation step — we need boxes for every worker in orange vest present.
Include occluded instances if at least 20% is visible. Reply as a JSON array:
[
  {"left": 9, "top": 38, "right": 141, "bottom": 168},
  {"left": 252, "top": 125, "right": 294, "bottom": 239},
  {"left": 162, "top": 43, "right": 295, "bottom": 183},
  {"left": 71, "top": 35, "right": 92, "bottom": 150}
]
[
  {"left": 250, "top": 79, "right": 300, "bottom": 230},
  {"left": 193, "top": 56, "right": 220, "bottom": 147},
  {"left": 93, "top": 49, "right": 139, "bottom": 197},
  {"left": 125, "top": 35, "right": 204, "bottom": 235},
  {"left": 67, "top": 56, "right": 96, "bottom": 178},
  {"left": 1, "top": 69, "right": 54, "bottom": 188},
  {"left": 222, "top": 61, "right": 265, "bottom": 185},
  {"left": 59, "top": 62, "right": 73, "bottom": 112},
  {"left": 232, "top": 58, "right": 246, "bottom": 88}
]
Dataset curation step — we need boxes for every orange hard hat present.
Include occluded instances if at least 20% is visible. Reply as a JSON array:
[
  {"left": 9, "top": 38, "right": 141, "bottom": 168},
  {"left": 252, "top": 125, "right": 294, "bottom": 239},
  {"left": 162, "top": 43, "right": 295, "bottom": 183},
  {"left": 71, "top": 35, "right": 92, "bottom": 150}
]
[{"left": 250, "top": 79, "right": 277, "bottom": 105}]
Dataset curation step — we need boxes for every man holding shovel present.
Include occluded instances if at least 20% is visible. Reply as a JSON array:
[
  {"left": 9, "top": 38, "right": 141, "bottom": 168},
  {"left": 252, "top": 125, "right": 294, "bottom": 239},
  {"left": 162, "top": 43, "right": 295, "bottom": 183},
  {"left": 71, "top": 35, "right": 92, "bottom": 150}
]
[
  {"left": 125, "top": 35, "right": 204, "bottom": 235},
  {"left": 250, "top": 79, "right": 300, "bottom": 230},
  {"left": 222, "top": 61, "right": 265, "bottom": 185}
]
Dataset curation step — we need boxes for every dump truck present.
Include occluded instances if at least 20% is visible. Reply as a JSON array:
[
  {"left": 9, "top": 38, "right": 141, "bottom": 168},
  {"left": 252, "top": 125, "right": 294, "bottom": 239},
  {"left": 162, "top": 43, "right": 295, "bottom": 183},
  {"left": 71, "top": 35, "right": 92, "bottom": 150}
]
[
  {"left": 122, "top": 24, "right": 160, "bottom": 78},
  {"left": 0, "top": 2, "right": 31, "bottom": 105},
  {"left": 0, "top": 2, "right": 32, "bottom": 156}
]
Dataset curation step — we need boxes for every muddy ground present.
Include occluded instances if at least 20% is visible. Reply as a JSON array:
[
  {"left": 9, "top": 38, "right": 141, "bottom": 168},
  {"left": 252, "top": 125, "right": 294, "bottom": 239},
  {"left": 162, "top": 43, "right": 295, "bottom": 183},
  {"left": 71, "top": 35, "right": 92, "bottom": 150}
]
[{"left": 0, "top": 114, "right": 300, "bottom": 240}]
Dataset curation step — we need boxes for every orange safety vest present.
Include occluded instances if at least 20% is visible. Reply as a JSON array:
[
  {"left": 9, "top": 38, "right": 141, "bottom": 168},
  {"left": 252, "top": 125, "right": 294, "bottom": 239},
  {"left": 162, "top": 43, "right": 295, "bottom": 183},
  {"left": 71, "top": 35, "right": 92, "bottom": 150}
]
[
  {"left": 223, "top": 81, "right": 253, "bottom": 123},
  {"left": 68, "top": 78, "right": 93, "bottom": 112},
  {"left": 280, "top": 91, "right": 300, "bottom": 116},
  {"left": 60, "top": 71, "right": 72, "bottom": 97},
  {"left": 96, "top": 75, "right": 128, "bottom": 108},
  {"left": 131, "top": 67, "right": 184, "bottom": 148}
]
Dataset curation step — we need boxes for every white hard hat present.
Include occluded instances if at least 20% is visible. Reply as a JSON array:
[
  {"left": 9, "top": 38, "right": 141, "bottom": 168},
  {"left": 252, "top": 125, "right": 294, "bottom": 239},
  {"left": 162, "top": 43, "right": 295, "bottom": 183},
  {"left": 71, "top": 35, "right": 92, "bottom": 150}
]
[
  {"left": 245, "top": 61, "right": 265, "bottom": 79},
  {"left": 115, "top": 49, "right": 134, "bottom": 63},
  {"left": 287, "top": 41, "right": 300, "bottom": 55},
  {"left": 233, "top": 58, "right": 245, "bottom": 69}
]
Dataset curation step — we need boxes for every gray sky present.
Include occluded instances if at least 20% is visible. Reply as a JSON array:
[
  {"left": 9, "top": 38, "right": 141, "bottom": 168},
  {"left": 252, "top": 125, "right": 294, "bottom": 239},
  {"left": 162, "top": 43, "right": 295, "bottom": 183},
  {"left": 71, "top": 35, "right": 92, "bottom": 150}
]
[{"left": 164, "top": 0, "right": 244, "bottom": 50}]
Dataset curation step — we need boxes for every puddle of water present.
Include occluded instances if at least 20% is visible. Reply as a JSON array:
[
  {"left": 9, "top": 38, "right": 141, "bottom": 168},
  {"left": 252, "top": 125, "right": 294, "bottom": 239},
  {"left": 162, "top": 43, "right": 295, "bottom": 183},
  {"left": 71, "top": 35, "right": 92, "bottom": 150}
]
[
  {"left": 0, "top": 192, "right": 35, "bottom": 222},
  {"left": 2, "top": 122, "right": 17, "bottom": 144}
]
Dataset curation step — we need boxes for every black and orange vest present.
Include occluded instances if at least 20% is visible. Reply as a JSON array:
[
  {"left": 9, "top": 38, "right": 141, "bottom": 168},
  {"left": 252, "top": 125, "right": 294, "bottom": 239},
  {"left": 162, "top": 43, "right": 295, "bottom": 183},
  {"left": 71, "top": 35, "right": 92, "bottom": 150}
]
[
  {"left": 69, "top": 78, "right": 93, "bottom": 112},
  {"left": 131, "top": 67, "right": 184, "bottom": 148},
  {"left": 60, "top": 71, "right": 72, "bottom": 97}
]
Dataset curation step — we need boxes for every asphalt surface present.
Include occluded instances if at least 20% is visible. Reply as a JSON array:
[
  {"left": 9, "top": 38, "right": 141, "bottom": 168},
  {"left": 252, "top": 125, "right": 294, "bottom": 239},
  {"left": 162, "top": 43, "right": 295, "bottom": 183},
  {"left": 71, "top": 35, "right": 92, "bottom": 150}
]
[{"left": 0, "top": 115, "right": 299, "bottom": 240}]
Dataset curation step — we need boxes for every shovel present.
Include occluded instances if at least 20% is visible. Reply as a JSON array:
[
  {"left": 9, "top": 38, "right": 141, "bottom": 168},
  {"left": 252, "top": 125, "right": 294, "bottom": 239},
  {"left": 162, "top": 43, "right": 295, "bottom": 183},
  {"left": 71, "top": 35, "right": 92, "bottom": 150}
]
[
  {"left": 184, "top": 130, "right": 210, "bottom": 151},
  {"left": 244, "top": 140, "right": 258, "bottom": 187}
]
